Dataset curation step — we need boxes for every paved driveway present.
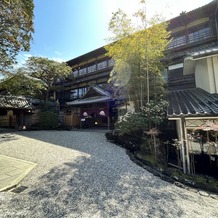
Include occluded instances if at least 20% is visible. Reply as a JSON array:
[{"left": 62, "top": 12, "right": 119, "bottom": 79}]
[{"left": 0, "top": 130, "right": 218, "bottom": 217}]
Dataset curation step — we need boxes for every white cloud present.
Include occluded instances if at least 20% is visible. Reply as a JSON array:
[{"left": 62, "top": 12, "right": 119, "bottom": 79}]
[{"left": 51, "top": 57, "right": 67, "bottom": 63}]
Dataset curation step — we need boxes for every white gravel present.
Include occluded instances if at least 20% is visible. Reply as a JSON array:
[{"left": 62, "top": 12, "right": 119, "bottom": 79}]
[{"left": 0, "top": 130, "right": 218, "bottom": 218}]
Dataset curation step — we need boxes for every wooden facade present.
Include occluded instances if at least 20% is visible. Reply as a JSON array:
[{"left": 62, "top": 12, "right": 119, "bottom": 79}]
[
  {"left": 54, "top": 1, "right": 218, "bottom": 132},
  {"left": 0, "top": 95, "right": 33, "bottom": 129},
  {"left": 53, "top": 47, "right": 117, "bottom": 129},
  {"left": 164, "top": 1, "right": 218, "bottom": 174},
  {"left": 51, "top": 1, "right": 218, "bottom": 173}
]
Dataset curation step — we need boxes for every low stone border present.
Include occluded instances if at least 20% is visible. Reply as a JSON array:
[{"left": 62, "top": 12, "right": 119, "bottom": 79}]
[{"left": 126, "top": 150, "right": 218, "bottom": 200}]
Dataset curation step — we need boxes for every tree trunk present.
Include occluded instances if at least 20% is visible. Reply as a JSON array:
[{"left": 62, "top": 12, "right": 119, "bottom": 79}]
[{"left": 45, "top": 90, "right": 49, "bottom": 102}]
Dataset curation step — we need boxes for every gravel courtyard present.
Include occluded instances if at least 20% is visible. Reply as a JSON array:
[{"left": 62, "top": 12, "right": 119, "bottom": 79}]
[{"left": 0, "top": 130, "right": 218, "bottom": 218}]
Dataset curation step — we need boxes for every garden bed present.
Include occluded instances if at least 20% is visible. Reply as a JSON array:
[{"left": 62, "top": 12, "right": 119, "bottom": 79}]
[{"left": 105, "top": 131, "right": 218, "bottom": 196}]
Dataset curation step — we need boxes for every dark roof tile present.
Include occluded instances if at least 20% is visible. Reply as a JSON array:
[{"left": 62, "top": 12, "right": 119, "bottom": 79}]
[
  {"left": 167, "top": 88, "right": 218, "bottom": 117},
  {"left": 0, "top": 95, "right": 32, "bottom": 110}
]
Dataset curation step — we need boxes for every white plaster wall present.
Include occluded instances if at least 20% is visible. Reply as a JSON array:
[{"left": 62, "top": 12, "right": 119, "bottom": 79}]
[
  {"left": 176, "top": 120, "right": 182, "bottom": 141},
  {"left": 211, "top": 56, "right": 218, "bottom": 93},
  {"left": 195, "top": 56, "right": 218, "bottom": 94},
  {"left": 195, "top": 58, "right": 211, "bottom": 93},
  {"left": 183, "top": 58, "right": 195, "bottom": 75}
]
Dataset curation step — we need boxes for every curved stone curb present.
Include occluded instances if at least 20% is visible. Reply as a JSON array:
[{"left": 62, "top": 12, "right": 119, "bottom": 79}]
[{"left": 126, "top": 150, "right": 218, "bottom": 199}]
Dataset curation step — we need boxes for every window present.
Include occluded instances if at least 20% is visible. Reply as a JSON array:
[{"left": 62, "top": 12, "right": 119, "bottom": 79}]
[
  {"left": 87, "top": 64, "right": 96, "bottom": 73},
  {"left": 79, "top": 67, "right": 86, "bottom": 76},
  {"left": 70, "top": 89, "right": 78, "bottom": 100},
  {"left": 188, "top": 27, "right": 211, "bottom": 43},
  {"left": 72, "top": 70, "right": 78, "bottom": 77},
  {"left": 70, "top": 87, "right": 87, "bottom": 100},
  {"left": 97, "top": 60, "right": 107, "bottom": 70},
  {"left": 168, "top": 35, "right": 186, "bottom": 48}
]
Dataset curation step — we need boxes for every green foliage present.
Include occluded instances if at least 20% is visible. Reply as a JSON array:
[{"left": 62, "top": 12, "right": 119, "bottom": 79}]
[
  {"left": 24, "top": 56, "right": 72, "bottom": 101},
  {"left": 38, "top": 111, "right": 59, "bottom": 130},
  {"left": 0, "top": 56, "right": 72, "bottom": 101},
  {"left": 141, "top": 99, "right": 168, "bottom": 128},
  {"left": 116, "top": 99, "right": 168, "bottom": 136},
  {"left": 105, "top": 1, "right": 170, "bottom": 109},
  {"left": 115, "top": 99, "right": 168, "bottom": 160},
  {"left": 116, "top": 112, "right": 148, "bottom": 137},
  {"left": 0, "top": 68, "right": 45, "bottom": 98},
  {"left": 0, "top": 0, "right": 34, "bottom": 73}
]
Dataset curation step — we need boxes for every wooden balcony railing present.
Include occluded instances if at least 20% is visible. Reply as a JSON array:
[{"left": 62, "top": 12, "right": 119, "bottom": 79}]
[{"left": 167, "top": 31, "right": 216, "bottom": 50}]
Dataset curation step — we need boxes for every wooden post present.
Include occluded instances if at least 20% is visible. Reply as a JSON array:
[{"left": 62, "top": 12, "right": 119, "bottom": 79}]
[
  {"left": 181, "top": 116, "right": 191, "bottom": 174},
  {"left": 107, "top": 102, "right": 110, "bottom": 130},
  {"left": 107, "top": 117, "right": 110, "bottom": 130},
  {"left": 179, "top": 118, "right": 186, "bottom": 174}
]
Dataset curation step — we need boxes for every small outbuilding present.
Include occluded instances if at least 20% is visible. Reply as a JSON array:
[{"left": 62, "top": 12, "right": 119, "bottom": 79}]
[{"left": 0, "top": 95, "right": 33, "bottom": 129}]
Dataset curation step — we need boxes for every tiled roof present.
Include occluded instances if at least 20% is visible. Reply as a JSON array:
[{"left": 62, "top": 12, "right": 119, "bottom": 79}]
[
  {"left": 66, "top": 96, "right": 111, "bottom": 106},
  {"left": 0, "top": 95, "right": 32, "bottom": 110},
  {"left": 168, "top": 1, "right": 216, "bottom": 30},
  {"left": 83, "top": 85, "right": 111, "bottom": 98},
  {"left": 188, "top": 46, "right": 218, "bottom": 59},
  {"left": 66, "top": 85, "right": 112, "bottom": 106},
  {"left": 167, "top": 88, "right": 218, "bottom": 117}
]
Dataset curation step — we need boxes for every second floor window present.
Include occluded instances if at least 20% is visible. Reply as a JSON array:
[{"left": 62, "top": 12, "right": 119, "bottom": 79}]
[
  {"left": 72, "top": 70, "right": 78, "bottom": 77},
  {"left": 87, "top": 64, "right": 96, "bottom": 73},
  {"left": 97, "top": 60, "right": 107, "bottom": 70},
  {"left": 188, "top": 27, "right": 211, "bottom": 43},
  {"left": 79, "top": 68, "right": 86, "bottom": 76},
  {"left": 168, "top": 25, "right": 213, "bottom": 49},
  {"left": 170, "top": 35, "right": 186, "bottom": 48},
  {"left": 70, "top": 87, "right": 87, "bottom": 100}
]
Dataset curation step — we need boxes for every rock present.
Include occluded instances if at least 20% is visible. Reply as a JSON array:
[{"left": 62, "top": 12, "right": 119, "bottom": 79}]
[
  {"left": 187, "top": 188, "right": 198, "bottom": 193},
  {"left": 210, "top": 194, "right": 218, "bottom": 200},
  {"left": 199, "top": 191, "right": 209, "bottom": 197},
  {"left": 174, "top": 182, "right": 186, "bottom": 189}
]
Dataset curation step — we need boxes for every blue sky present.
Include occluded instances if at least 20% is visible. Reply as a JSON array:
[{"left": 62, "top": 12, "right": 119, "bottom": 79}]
[{"left": 18, "top": 0, "right": 213, "bottom": 64}]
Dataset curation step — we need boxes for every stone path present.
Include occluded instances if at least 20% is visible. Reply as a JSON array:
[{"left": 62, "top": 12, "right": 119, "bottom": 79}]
[{"left": 0, "top": 130, "right": 217, "bottom": 217}]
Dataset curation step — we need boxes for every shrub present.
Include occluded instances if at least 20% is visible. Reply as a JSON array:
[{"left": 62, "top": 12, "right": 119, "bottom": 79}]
[
  {"left": 38, "top": 111, "right": 59, "bottom": 129},
  {"left": 115, "top": 112, "right": 148, "bottom": 137}
]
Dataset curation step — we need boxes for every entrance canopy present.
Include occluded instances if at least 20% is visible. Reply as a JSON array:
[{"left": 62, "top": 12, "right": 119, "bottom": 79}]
[
  {"left": 65, "top": 85, "right": 115, "bottom": 129},
  {"left": 66, "top": 85, "right": 112, "bottom": 106}
]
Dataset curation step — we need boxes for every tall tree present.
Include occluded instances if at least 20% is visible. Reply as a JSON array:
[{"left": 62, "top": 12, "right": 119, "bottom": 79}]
[
  {"left": 0, "top": 0, "right": 34, "bottom": 74},
  {"left": 105, "top": 0, "right": 170, "bottom": 111},
  {"left": 24, "top": 57, "right": 72, "bottom": 101},
  {"left": 0, "top": 67, "right": 45, "bottom": 97}
]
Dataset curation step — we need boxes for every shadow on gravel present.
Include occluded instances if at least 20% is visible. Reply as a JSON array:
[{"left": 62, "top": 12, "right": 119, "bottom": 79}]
[
  {"left": 2, "top": 130, "right": 195, "bottom": 216},
  {"left": 14, "top": 130, "right": 111, "bottom": 156},
  {"left": 24, "top": 156, "right": 186, "bottom": 217},
  {"left": 0, "top": 132, "right": 19, "bottom": 144}
]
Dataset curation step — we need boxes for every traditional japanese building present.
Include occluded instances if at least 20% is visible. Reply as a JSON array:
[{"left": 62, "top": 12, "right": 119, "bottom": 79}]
[
  {"left": 54, "top": 47, "right": 117, "bottom": 129},
  {"left": 0, "top": 95, "right": 32, "bottom": 128},
  {"left": 55, "top": 1, "right": 218, "bottom": 132},
  {"left": 164, "top": 0, "right": 218, "bottom": 173},
  {"left": 52, "top": 0, "right": 218, "bottom": 173}
]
